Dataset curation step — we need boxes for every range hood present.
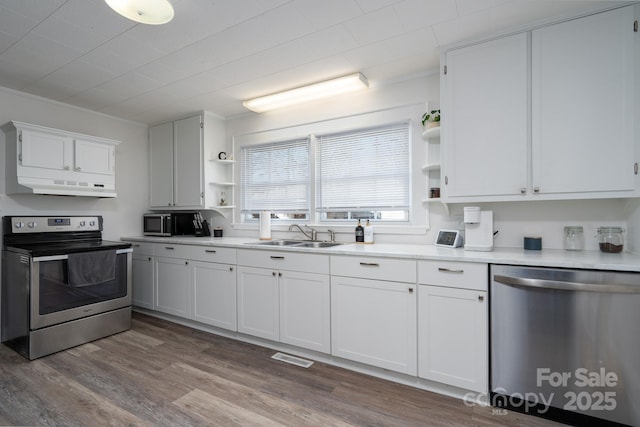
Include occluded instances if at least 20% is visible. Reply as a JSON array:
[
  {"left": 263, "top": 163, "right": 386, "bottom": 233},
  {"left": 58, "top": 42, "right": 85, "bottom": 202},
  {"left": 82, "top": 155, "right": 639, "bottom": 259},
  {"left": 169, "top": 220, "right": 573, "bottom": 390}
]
[
  {"left": 13, "top": 176, "right": 117, "bottom": 198},
  {"left": 3, "top": 120, "right": 121, "bottom": 199}
]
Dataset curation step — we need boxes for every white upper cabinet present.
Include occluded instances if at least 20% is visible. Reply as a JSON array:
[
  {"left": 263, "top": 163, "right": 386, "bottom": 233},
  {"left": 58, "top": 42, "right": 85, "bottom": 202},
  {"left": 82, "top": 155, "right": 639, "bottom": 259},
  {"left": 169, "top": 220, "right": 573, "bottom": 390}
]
[
  {"left": 4, "top": 121, "right": 119, "bottom": 197},
  {"left": 149, "top": 112, "right": 225, "bottom": 209},
  {"left": 442, "top": 5, "right": 639, "bottom": 202},
  {"left": 20, "top": 129, "right": 71, "bottom": 171},
  {"left": 74, "top": 138, "right": 115, "bottom": 175},
  {"left": 532, "top": 7, "right": 636, "bottom": 196},
  {"left": 173, "top": 115, "right": 204, "bottom": 207},
  {"left": 442, "top": 32, "right": 529, "bottom": 199},
  {"left": 149, "top": 121, "right": 174, "bottom": 207}
]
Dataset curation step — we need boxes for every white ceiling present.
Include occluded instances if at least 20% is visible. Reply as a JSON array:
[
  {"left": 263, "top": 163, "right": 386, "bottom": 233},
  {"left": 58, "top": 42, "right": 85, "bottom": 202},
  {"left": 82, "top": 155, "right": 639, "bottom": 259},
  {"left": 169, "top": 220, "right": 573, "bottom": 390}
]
[{"left": 0, "top": 0, "right": 633, "bottom": 124}]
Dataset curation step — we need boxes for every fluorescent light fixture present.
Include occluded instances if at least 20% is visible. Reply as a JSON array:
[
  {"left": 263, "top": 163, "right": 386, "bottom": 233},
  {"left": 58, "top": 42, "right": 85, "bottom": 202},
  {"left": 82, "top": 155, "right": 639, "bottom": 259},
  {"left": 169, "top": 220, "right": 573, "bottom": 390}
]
[
  {"left": 243, "top": 73, "right": 369, "bottom": 113},
  {"left": 105, "top": 0, "right": 174, "bottom": 25}
]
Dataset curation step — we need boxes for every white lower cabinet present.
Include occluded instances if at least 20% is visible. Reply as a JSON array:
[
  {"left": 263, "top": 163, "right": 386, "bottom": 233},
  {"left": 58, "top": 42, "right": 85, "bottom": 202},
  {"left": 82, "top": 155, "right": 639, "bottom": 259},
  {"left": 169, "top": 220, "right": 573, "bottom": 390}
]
[
  {"left": 236, "top": 250, "right": 331, "bottom": 353},
  {"left": 131, "top": 243, "right": 155, "bottom": 309},
  {"left": 192, "top": 261, "right": 237, "bottom": 331},
  {"left": 331, "top": 276, "right": 417, "bottom": 375},
  {"left": 155, "top": 256, "right": 191, "bottom": 318},
  {"left": 417, "top": 260, "right": 488, "bottom": 393},
  {"left": 236, "top": 266, "right": 280, "bottom": 341},
  {"left": 279, "top": 270, "right": 330, "bottom": 353}
]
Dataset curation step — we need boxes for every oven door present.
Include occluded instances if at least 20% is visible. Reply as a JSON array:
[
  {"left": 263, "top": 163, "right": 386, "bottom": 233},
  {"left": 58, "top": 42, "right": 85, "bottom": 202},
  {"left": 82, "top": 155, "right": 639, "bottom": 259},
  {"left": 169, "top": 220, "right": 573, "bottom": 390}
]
[{"left": 30, "top": 248, "right": 132, "bottom": 330}]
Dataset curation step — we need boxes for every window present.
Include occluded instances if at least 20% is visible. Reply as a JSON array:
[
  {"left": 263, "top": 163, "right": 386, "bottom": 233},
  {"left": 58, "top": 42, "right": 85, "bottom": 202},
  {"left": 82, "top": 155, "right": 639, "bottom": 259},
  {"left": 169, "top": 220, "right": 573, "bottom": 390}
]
[
  {"left": 316, "top": 123, "right": 410, "bottom": 222},
  {"left": 240, "top": 138, "right": 310, "bottom": 221}
]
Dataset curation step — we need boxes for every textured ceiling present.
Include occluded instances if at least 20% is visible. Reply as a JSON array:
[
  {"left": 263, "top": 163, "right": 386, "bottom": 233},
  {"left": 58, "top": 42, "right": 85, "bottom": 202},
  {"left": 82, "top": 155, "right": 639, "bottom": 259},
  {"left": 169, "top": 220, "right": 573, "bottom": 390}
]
[{"left": 0, "top": 0, "right": 633, "bottom": 124}]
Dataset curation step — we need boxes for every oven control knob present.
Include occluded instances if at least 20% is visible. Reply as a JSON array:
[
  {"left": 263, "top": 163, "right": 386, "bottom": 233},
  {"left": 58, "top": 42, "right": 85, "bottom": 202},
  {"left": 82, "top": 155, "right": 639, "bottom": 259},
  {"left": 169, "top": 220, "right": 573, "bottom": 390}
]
[
  {"left": 89, "top": 221, "right": 96, "bottom": 227},
  {"left": 14, "top": 221, "right": 25, "bottom": 229},
  {"left": 79, "top": 221, "right": 86, "bottom": 227},
  {"left": 28, "top": 222, "right": 37, "bottom": 229}
]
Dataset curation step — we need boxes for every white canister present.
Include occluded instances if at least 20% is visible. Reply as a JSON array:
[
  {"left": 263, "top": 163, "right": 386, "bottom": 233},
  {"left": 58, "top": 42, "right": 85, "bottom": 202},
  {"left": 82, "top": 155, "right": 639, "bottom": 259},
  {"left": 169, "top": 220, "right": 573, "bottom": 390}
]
[
  {"left": 259, "top": 211, "right": 272, "bottom": 240},
  {"left": 364, "top": 220, "right": 374, "bottom": 243}
]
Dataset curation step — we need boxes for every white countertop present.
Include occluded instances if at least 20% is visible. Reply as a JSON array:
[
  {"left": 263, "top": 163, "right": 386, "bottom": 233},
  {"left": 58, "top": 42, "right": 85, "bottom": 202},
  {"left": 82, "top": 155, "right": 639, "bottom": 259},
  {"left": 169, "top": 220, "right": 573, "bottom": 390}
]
[{"left": 121, "top": 235, "right": 640, "bottom": 272}]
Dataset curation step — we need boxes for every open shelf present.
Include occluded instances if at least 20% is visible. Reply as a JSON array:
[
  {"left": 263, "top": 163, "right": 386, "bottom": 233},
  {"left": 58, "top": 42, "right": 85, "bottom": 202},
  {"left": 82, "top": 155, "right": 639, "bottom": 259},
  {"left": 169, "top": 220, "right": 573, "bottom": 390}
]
[
  {"left": 421, "top": 163, "right": 441, "bottom": 174},
  {"left": 209, "top": 181, "right": 236, "bottom": 186},
  {"left": 421, "top": 126, "right": 440, "bottom": 141}
]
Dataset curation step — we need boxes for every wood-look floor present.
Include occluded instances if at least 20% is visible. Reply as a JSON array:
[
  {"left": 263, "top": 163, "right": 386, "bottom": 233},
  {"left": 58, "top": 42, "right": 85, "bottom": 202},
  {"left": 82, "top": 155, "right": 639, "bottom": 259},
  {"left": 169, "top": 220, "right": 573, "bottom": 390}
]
[{"left": 0, "top": 313, "right": 563, "bottom": 426}]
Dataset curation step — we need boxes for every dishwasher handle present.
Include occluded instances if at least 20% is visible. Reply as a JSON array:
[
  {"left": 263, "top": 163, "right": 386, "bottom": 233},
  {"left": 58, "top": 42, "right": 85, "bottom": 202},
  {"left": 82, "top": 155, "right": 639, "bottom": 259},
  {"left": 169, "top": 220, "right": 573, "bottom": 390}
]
[{"left": 494, "top": 274, "right": 640, "bottom": 294}]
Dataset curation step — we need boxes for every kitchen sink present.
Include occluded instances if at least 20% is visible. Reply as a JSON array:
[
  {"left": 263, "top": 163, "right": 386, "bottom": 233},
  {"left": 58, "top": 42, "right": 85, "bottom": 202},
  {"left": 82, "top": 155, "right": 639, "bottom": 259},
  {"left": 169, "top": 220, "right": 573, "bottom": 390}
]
[
  {"left": 249, "top": 240, "right": 342, "bottom": 248},
  {"left": 254, "top": 240, "right": 304, "bottom": 246},
  {"left": 295, "top": 241, "right": 342, "bottom": 248}
]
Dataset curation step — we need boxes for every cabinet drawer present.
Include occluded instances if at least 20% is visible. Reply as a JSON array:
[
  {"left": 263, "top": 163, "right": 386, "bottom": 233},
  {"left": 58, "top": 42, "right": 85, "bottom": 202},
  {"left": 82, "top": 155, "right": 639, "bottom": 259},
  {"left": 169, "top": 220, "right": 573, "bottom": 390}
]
[
  {"left": 418, "top": 260, "right": 487, "bottom": 291},
  {"left": 237, "top": 249, "right": 329, "bottom": 274},
  {"left": 185, "top": 246, "right": 236, "bottom": 264},
  {"left": 128, "top": 241, "right": 156, "bottom": 255},
  {"left": 331, "top": 256, "right": 416, "bottom": 283},
  {"left": 154, "top": 243, "right": 193, "bottom": 259}
]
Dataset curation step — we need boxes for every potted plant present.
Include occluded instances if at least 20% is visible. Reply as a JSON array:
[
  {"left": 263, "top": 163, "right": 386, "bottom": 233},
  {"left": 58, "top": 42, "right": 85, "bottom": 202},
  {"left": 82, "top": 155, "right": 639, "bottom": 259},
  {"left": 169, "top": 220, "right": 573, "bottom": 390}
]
[{"left": 421, "top": 109, "right": 440, "bottom": 129}]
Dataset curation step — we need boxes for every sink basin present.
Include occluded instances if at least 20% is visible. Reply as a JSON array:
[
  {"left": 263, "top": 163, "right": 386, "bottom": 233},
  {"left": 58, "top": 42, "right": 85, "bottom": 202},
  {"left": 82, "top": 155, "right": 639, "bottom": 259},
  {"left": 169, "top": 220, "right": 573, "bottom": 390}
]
[
  {"left": 296, "top": 241, "right": 343, "bottom": 248},
  {"left": 249, "top": 240, "right": 342, "bottom": 248},
  {"left": 254, "top": 240, "right": 304, "bottom": 246}
]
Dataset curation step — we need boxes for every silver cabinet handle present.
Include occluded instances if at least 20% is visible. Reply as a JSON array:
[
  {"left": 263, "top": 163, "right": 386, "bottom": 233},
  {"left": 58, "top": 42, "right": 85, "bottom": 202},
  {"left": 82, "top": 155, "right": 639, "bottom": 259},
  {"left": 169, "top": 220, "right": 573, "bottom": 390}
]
[
  {"left": 75, "top": 167, "right": 81, "bottom": 171},
  {"left": 229, "top": 267, "right": 234, "bottom": 272},
  {"left": 494, "top": 274, "right": 640, "bottom": 294},
  {"left": 270, "top": 256, "right": 285, "bottom": 260},
  {"left": 438, "top": 267, "right": 463, "bottom": 273},
  {"left": 148, "top": 257, "right": 152, "bottom": 261},
  {"left": 478, "top": 295, "right": 484, "bottom": 301},
  {"left": 359, "top": 262, "right": 379, "bottom": 267},
  {"left": 409, "top": 288, "right": 414, "bottom": 294},
  {"left": 64, "top": 166, "right": 71, "bottom": 170},
  {"left": 132, "top": 244, "right": 140, "bottom": 247},
  {"left": 205, "top": 250, "right": 216, "bottom": 253},
  {"left": 520, "top": 188, "right": 526, "bottom": 195},
  {"left": 165, "top": 246, "right": 174, "bottom": 250}
]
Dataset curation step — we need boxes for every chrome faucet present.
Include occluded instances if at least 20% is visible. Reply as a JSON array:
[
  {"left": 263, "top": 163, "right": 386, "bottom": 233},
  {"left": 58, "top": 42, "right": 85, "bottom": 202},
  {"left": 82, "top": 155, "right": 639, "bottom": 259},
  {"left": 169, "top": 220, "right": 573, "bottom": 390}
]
[
  {"left": 327, "top": 229, "right": 336, "bottom": 242},
  {"left": 288, "top": 224, "right": 317, "bottom": 241}
]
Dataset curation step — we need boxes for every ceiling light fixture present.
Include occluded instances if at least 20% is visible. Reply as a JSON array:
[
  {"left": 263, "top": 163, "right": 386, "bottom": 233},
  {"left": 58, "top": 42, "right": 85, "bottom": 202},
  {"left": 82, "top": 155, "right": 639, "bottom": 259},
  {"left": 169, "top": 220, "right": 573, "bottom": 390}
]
[
  {"left": 243, "top": 73, "right": 369, "bottom": 113},
  {"left": 105, "top": 0, "right": 174, "bottom": 25}
]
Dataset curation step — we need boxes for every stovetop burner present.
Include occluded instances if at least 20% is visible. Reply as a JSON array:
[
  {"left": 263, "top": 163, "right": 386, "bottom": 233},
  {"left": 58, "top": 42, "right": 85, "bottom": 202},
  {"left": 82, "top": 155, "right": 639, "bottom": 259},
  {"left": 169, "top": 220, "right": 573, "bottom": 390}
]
[{"left": 2, "top": 215, "right": 131, "bottom": 257}]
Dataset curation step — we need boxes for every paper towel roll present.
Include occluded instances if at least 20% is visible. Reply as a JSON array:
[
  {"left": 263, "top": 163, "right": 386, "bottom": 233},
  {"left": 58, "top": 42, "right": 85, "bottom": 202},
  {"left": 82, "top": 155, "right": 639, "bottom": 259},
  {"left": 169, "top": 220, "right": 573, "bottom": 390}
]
[{"left": 259, "top": 210, "right": 272, "bottom": 240}]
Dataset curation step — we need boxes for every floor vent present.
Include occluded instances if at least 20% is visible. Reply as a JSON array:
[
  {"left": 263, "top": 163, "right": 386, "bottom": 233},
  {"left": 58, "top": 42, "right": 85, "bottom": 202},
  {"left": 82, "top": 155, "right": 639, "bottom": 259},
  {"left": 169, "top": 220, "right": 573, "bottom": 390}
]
[{"left": 271, "top": 352, "right": 314, "bottom": 368}]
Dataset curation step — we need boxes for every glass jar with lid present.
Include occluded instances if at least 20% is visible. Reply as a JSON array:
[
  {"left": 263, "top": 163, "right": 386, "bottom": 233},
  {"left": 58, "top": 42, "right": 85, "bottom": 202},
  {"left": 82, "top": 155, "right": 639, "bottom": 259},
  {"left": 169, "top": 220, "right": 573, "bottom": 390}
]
[
  {"left": 563, "top": 226, "right": 584, "bottom": 251},
  {"left": 596, "top": 227, "right": 624, "bottom": 253}
]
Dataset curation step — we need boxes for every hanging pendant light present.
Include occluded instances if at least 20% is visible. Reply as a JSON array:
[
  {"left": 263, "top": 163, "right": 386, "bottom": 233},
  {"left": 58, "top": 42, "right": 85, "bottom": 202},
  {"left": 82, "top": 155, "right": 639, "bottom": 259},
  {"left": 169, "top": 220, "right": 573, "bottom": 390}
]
[{"left": 105, "top": 0, "right": 174, "bottom": 25}]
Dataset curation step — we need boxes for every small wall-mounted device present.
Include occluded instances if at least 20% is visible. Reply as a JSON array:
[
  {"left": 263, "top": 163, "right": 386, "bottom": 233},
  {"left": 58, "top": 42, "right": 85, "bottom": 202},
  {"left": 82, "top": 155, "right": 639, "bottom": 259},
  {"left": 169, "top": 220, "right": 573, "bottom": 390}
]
[{"left": 435, "top": 229, "right": 464, "bottom": 248}]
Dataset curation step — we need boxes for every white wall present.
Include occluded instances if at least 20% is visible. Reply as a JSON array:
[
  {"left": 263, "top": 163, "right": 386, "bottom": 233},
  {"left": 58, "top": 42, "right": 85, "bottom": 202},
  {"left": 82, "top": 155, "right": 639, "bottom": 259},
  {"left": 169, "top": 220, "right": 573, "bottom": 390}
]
[
  {"left": 224, "top": 74, "right": 637, "bottom": 251},
  {"left": 0, "top": 86, "right": 149, "bottom": 241}
]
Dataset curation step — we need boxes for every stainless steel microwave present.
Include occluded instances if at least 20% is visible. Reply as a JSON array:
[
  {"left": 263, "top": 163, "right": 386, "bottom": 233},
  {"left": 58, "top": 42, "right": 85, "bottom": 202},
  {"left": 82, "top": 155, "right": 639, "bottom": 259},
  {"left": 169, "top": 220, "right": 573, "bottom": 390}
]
[{"left": 143, "top": 213, "right": 195, "bottom": 236}]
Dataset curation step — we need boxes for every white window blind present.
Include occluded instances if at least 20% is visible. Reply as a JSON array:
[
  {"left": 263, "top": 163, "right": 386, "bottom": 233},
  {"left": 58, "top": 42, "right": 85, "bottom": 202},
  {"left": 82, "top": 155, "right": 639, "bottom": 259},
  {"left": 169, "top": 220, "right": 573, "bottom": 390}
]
[
  {"left": 241, "top": 138, "right": 310, "bottom": 214},
  {"left": 316, "top": 123, "right": 410, "bottom": 216}
]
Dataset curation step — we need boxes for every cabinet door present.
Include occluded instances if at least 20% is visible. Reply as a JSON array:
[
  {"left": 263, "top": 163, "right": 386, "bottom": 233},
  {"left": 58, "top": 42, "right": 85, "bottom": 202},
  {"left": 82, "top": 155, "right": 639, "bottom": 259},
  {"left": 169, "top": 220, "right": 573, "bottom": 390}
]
[
  {"left": 331, "top": 276, "right": 417, "bottom": 375},
  {"left": 280, "top": 271, "right": 330, "bottom": 353},
  {"left": 149, "top": 121, "right": 174, "bottom": 207},
  {"left": 192, "top": 261, "right": 237, "bottom": 331},
  {"left": 173, "top": 114, "right": 203, "bottom": 208},
  {"left": 237, "top": 266, "right": 279, "bottom": 341},
  {"left": 20, "top": 129, "right": 71, "bottom": 171},
  {"left": 132, "top": 253, "right": 154, "bottom": 309},
  {"left": 73, "top": 139, "right": 115, "bottom": 176},
  {"left": 154, "top": 257, "right": 191, "bottom": 318},
  {"left": 532, "top": 7, "right": 635, "bottom": 195},
  {"left": 418, "top": 285, "right": 487, "bottom": 393},
  {"left": 442, "top": 32, "right": 528, "bottom": 198}
]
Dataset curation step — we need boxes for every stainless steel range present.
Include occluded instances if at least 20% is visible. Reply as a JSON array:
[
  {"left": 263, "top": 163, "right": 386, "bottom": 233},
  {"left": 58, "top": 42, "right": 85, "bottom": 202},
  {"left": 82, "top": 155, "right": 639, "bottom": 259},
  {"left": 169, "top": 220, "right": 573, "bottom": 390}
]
[{"left": 1, "top": 215, "right": 132, "bottom": 359}]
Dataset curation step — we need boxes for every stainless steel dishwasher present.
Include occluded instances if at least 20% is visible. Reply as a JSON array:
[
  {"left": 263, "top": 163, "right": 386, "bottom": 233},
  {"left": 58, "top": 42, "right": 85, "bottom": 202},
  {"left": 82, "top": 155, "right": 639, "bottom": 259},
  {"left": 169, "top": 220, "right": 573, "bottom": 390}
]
[{"left": 490, "top": 264, "right": 640, "bottom": 427}]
